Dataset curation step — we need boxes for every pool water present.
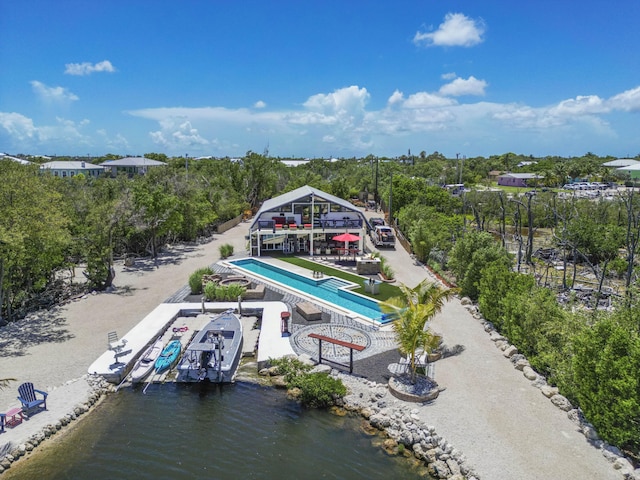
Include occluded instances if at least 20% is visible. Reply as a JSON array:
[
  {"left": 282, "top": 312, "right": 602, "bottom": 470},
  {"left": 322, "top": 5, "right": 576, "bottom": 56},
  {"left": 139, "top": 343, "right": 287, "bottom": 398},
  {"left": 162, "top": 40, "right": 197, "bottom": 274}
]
[{"left": 230, "top": 258, "right": 389, "bottom": 323}]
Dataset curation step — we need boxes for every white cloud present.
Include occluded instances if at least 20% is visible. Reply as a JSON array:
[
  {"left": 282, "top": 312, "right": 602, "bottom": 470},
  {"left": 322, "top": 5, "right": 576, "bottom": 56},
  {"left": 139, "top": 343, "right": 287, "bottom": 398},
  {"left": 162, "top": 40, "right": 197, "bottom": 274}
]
[
  {"left": 608, "top": 86, "right": 640, "bottom": 112},
  {"left": 403, "top": 92, "right": 456, "bottom": 108},
  {"left": 0, "top": 113, "right": 91, "bottom": 150},
  {"left": 303, "top": 85, "right": 370, "bottom": 115},
  {"left": 0, "top": 112, "right": 38, "bottom": 141},
  {"left": 439, "top": 76, "right": 487, "bottom": 97},
  {"left": 387, "top": 90, "right": 404, "bottom": 106},
  {"left": 97, "top": 129, "right": 131, "bottom": 151},
  {"left": 414, "top": 13, "right": 485, "bottom": 47},
  {"left": 31, "top": 80, "right": 79, "bottom": 104},
  {"left": 549, "top": 95, "right": 608, "bottom": 116},
  {"left": 122, "top": 82, "right": 640, "bottom": 157},
  {"left": 254, "top": 100, "right": 267, "bottom": 108},
  {"left": 441, "top": 72, "right": 457, "bottom": 80},
  {"left": 149, "top": 119, "right": 209, "bottom": 148},
  {"left": 64, "top": 60, "right": 116, "bottom": 76}
]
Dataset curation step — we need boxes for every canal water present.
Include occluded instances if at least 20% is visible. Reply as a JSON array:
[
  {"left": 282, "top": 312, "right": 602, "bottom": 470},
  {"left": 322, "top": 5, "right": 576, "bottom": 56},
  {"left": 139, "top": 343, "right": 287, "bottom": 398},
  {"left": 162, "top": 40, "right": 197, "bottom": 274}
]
[{"left": 4, "top": 382, "right": 428, "bottom": 479}]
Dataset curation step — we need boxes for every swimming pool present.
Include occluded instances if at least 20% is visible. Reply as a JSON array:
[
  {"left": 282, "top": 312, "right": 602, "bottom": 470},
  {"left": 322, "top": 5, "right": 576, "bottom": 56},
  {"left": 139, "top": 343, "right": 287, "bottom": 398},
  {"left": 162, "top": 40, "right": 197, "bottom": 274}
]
[{"left": 229, "top": 258, "right": 390, "bottom": 324}]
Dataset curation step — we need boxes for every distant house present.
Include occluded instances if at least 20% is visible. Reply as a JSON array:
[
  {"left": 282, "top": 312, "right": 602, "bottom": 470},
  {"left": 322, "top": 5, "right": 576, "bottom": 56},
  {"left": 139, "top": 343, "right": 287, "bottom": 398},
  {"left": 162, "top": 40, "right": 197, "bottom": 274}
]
[
  {"left": 0, "top": 153, "right": 31, "bottom": 165},
  {"left": 40, "top": 161, "right": 104, "bottom": 178},
  {"left": 603, "top": 158, "right": 639, "bottom": 168},
  {"left": 616, "top": 163, "right": 640, "bottom": 180},
  {"left": 516, "top": 161, "right": 537, "bottom": 168},
  {"left": 497, "top": 173, "right": 542, "bottom": 188},
  {"left": 100, "top": 157, "right": 167, "bottom": 176}
]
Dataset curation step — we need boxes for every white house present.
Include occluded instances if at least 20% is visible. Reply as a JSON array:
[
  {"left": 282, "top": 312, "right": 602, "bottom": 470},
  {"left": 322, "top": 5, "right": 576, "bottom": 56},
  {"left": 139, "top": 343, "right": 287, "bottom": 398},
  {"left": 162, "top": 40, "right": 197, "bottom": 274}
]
[{"left": 40, "top": 161, "right": 104, "bottom": 178}]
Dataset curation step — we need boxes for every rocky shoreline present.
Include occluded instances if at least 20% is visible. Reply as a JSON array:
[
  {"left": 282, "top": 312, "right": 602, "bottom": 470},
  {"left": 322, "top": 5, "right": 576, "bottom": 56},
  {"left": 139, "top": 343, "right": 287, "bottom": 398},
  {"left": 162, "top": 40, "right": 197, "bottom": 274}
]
[
  {"left": 0, "top": 375, "right": 114, "bottom": 475},
  {"left": 336, "top": 372, "right": 476, "bottom": 480}
]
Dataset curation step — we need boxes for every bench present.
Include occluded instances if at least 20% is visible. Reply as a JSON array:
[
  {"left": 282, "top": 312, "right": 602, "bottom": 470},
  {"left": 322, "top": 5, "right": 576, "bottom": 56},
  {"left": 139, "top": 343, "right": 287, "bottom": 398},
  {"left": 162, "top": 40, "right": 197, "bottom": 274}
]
[
  {"left": 308, "top": 333, "right": 366, "bottom": 373},
  {"left": 296, "top": 302, "right": 322, "bottom": 321},
  {"left": 244, "top": 283, "right": 265, "bottom": 299}
]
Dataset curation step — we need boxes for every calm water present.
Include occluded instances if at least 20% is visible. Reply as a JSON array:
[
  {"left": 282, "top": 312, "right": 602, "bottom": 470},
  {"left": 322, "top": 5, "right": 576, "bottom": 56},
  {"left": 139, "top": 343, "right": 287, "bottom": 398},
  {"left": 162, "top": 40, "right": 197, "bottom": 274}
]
[
  {"left": 5, "top": 382, "right": 426, "bottom": 479},
  {"left": 231, "top": 258, "right": 386, "bottom": 323}
]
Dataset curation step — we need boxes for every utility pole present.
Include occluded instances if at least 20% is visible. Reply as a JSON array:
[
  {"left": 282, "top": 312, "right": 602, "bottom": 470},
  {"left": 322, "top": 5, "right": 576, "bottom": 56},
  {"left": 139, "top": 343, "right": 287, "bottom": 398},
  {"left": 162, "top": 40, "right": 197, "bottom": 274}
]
[
  {"left": 388, "top": 172, "right": 393, "bottom": 227},
  {"left": 375, "top": 156, "right": 379, "bottom": 205},
  {"left": 185, "top": 153, "right": 189, "bottom": 181}
]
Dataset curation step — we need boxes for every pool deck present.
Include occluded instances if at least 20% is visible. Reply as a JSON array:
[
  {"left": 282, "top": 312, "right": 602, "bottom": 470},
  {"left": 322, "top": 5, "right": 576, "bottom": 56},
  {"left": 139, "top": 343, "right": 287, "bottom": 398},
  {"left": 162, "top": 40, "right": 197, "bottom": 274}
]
[
  {"left": 223, "top": 256, "right": 386, "bottom": 330},
  {"left": 88, "top": 300, "right": 295, "bottom": 383}
]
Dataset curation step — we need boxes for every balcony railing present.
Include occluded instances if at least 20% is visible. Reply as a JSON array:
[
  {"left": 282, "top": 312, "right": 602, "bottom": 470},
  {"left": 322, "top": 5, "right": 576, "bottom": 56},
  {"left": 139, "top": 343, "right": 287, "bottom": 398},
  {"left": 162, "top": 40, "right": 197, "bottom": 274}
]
[{"left": 256, "top": 218, "right": 363, "bottom": 231}]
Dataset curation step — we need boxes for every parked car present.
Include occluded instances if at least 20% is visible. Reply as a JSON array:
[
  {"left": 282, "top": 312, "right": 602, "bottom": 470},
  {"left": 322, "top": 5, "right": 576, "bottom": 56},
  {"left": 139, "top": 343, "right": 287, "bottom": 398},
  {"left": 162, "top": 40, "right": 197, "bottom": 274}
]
[{"left": 369, "top": 217, "right": 385, "bottom": 227}]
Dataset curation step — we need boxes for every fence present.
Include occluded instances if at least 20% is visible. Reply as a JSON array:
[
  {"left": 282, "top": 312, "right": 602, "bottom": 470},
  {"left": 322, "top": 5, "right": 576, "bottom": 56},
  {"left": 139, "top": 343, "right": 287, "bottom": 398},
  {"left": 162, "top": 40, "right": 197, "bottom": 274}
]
[{"left": 216, "top": 214, "right": 243, "bottom": 234}]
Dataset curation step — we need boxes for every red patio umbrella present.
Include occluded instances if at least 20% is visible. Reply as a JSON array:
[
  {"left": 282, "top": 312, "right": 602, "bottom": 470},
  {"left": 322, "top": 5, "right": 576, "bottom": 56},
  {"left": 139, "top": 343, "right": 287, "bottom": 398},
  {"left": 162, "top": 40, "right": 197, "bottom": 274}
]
[
  {"left": 332, "top": 233, "right": 361, "bottom": 260},
  {"left": 332, "top": 233, "right": 361, "bottom": 243}
]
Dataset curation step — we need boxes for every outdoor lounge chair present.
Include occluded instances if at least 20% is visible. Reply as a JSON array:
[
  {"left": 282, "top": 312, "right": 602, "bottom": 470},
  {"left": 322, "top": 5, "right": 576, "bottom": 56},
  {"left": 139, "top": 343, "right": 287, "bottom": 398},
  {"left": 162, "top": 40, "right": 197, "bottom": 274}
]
[
  {"left": 108, "top": 331, "right": 130, "bottom": 363},
  {"left": 17, "top": 382, "right": 48, "bottom": 415}
]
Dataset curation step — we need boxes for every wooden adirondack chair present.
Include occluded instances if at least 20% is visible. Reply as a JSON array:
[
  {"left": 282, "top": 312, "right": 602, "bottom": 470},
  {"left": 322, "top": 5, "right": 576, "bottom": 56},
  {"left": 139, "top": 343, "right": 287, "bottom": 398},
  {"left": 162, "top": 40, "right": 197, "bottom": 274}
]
[{"left": 17, "top": 382, "right": 48, "bottom": 415}]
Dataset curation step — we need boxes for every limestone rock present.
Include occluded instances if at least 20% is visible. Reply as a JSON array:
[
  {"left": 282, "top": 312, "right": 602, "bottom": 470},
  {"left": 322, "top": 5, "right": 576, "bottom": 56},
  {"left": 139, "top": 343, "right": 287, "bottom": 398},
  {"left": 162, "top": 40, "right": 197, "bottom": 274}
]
[
  {"left": 503, "top": 345, "right": 518, "bottom": 358},
  {"left": 582, "top": 424, "right": 600, "bottom": 441},
  {"left": 613, "top": 457, "right": 634, "bottom": 471},
  {"left": 428, "top": 459, "right": 451, "bottom": 479},
  {"left": 540, "top": 385, "right": 558, "bottom": 398},
  {"left": 550, "top": 394, "right": 573, "bottom": 411},
  {"left": 522, "top": 366, "right": 538, "bottom": 380},
  {"left": 489, "top": 331, "right": 506, "bottom": 342},
  {"left": 271, "top": 375, "right": 287, "bottom": 388}
]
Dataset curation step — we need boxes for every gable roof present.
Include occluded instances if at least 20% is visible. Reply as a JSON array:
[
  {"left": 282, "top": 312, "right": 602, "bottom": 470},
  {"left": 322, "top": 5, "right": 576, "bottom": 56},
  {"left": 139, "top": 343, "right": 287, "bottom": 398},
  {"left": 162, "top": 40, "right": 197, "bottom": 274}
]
[{"left": 250, "top": 185, "right": 360, "bottom": 230}]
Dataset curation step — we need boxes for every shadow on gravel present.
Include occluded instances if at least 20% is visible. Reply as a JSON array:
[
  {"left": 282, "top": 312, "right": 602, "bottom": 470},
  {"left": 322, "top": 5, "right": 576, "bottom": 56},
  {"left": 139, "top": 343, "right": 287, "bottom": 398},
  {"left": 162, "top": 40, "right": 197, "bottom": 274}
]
[
  {"left": 0, "top": 312, "right": 73, "bottom": 357},
  {"left": 121, "top": 244, "right": 205, "bottom": 274}
]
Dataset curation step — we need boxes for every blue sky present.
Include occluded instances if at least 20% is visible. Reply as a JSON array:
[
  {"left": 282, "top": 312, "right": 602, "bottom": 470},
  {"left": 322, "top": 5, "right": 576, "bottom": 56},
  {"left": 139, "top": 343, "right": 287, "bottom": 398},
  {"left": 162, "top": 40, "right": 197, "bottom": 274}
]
[{"left": 2, "top": 1, "right": 640, "bottom": 159}]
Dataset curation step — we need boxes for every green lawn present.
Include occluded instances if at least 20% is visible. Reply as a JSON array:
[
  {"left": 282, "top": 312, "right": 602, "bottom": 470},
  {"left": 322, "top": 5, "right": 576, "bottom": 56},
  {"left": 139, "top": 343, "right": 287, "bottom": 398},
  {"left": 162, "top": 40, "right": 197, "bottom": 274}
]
[{"left": 278, "top": 256, "right": 402, "bottom": 302}]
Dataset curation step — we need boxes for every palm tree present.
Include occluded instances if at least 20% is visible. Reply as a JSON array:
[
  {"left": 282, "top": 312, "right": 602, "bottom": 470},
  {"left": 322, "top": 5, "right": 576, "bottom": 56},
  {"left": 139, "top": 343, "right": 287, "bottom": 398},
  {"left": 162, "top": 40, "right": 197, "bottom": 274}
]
[{"left": 381, "top": 280, "right": 458, "bottom": 383}]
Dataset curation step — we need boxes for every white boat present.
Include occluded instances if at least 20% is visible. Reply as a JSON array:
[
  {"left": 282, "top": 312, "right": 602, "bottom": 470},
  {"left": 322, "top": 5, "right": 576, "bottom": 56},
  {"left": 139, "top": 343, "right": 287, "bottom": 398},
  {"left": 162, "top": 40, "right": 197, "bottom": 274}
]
[
  {"left": 130, "top": 337, "right": 164, "bottom": 383},
  {"left": 176, "top": 309, "right": 243, "bottom": 383}
]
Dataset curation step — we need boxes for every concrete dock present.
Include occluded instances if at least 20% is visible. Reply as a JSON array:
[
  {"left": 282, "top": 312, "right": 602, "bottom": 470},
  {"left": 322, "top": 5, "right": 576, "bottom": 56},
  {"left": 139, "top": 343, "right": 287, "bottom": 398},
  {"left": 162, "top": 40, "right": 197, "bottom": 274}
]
[{"left": 88, "top": 301, "right": 296, "bottom": 383}]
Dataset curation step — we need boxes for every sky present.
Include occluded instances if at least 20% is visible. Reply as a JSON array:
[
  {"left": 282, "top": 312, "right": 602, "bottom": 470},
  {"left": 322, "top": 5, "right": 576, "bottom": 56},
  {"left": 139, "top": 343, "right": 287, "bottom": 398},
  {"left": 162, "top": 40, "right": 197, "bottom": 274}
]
[{"left": 1, "top": 1, "right": 640, "bottom": 159}]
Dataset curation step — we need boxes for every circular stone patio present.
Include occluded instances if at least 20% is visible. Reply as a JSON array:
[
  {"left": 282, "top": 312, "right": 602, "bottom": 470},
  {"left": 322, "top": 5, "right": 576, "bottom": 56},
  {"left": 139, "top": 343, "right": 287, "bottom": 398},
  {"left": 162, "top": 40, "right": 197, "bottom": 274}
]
[{"left": 291, "top": 323, "right": 373, "bottom": 362}]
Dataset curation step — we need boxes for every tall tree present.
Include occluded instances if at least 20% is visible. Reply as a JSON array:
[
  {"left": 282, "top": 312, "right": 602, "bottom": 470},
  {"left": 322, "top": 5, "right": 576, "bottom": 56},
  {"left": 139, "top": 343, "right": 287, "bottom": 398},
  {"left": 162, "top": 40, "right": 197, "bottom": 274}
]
[
  {"left": 131, "top": 168, "right": 183, "bottom": 259},
  {"left": 240, "top": 151, "right": 281, "bottom": 209},
  {"left": 0, "top": 161, "right": 70, "bottom": 320}
]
